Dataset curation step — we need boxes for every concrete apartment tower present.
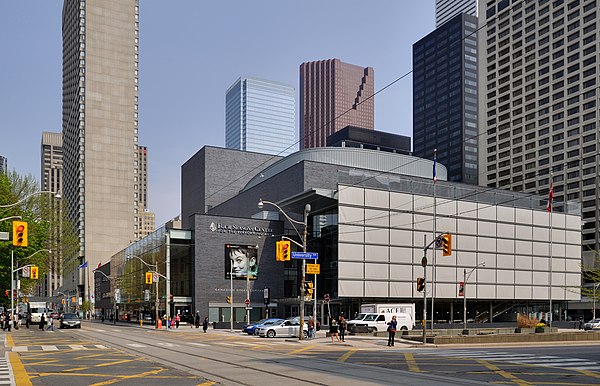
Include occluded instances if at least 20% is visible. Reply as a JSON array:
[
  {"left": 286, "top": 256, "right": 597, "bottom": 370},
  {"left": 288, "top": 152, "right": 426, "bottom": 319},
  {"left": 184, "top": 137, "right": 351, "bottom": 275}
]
[
  {"left": 225, "top": 77, "right": 296, "bottom": 156},
  {"left": 135, "top": 146, "right": 155, "bottom": 241},
  {"left": 41, "top": 132, "right": 64, "bottom": 297},
  {"left": 413, "top": 13, "right": 479, "bottom": 184},
  {"left": 436, "top": 0, "right": 477, "bottom": 27},
  {"left": 62, "top": 0, "right": 139, "bottom": 303},
  {"left": 299, "top": 59, "right": 374, "bottom": 149},
  {"left": 479, "top": 1, "right": 598, "bottom": 273}
]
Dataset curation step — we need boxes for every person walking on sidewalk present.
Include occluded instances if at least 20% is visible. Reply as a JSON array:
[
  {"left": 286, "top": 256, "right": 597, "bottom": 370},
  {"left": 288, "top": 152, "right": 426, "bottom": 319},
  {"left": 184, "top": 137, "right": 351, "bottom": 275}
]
[
  {"left": 175, "top": 314, "right": 180, "bottom": 328},
  {"left": 329, "top": 317, "right": 340, "bottom": 343},
  {"left": 195, "top": 312, "right": 200, "bottom": 328},
  {"left": 307, "top": 317, "right": 315, "bottom": 339},
  {"left": 387, "top": 315, "right": 398, "bottom": 347},
  {"left": 202, "top": 317, "right": 209, "bottom": 333}
]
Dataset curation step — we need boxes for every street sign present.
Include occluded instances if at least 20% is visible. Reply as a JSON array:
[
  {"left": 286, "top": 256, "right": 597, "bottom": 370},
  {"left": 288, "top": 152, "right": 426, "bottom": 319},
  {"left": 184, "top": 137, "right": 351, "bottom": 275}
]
[
  {"left": 324, "top": 293, "right": 330, "bottom": 302},
  {"left": 153, "top": 272, "right": 159, "bottom": 282},
  {"left": 114, "top": 289, "right": 121, "bottom": 304},
  {"left": 306, "top": 263, "right": 320, "bottom": 274},
  {"left": 245, "top": 298, "right": 250, "bottom": 306},
  {"left": 0, "top": 232, "right": 8, "bottom": 241},
  {"left": 22, "top": 266, "right": 30, "bottom": 278},
  {"left": 291, "top": 252, "right": 318, "bottom": 259},
  {"left": 263, "top": 288, "right": 269, "bottom": 305},
  {"left": 144, "top": 289, "right": 150, "bottom": 302}
]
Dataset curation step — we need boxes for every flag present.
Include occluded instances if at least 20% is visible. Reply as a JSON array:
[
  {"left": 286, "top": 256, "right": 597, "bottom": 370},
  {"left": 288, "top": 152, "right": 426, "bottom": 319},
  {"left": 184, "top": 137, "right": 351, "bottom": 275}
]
[
  {"left": 433, "top": 151, "right": 437, "bottom": 184},
  {"left": 547, "top": 179, "right": 554, "bottom": 212},
  {"left": 97, "top": 262, "right": 102, "bottom": 269},
  {"left": 78, "top": 261, "right": 88, "bottom": 270}
]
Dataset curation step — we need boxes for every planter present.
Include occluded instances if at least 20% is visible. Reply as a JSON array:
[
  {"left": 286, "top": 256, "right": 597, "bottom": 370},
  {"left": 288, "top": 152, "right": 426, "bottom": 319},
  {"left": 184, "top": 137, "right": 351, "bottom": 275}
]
[
  {"left": 515, "top": 327, "right": 522, "bottom": 333},
  {"left": 535, "top": 327, "right": 545, "bottom": 333}
]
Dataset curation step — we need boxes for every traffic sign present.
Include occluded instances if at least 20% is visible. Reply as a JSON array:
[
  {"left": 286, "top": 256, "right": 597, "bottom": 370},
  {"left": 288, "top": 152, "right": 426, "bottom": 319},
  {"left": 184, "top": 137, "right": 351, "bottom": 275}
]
[
  {"left": 245, "top": 298, "right": 250, "bottom": 306},
  {"left": 421, "top": 256, "right": 427, "bottom": 267},
  {"left": 291, "top": 252, "right": 318, "bottom": 259},
  {"left": 22, "top": 266, "right": 30, "bottom": 278},
  {"left": 306, "top": 263, "right": 320, "bottom": 274},
  {"left": 153, "top": 272, "right": 159, "bottom": 282}
]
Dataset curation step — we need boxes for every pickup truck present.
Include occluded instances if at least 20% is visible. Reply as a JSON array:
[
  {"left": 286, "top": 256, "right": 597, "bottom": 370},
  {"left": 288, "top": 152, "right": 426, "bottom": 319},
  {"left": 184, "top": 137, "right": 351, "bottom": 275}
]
[{"left": 346, "top": 312, "right": 413, "bottom": 333}]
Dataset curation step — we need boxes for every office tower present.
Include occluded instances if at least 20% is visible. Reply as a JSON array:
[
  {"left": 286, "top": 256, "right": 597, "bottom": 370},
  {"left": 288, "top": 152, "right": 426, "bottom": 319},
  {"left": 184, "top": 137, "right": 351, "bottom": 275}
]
[
  {"left": 436, "top": 0, "right": 477, "bottom": 27},
  {"left": 62, "top": 0, "right": 139, "bottom": 299},
  {"left": 41, "top": 132, "right": 64, "bottom": 297},
  {"left": 413, "top": 13, "right": 479, "bottom": 184},
  {"left": 225, "top": 77, "right": 296, "bottom": 156},
  {"left": 0, "top": 156, "right": 7, "bottom": 174},
  {"left": 479, "top": 1, "right": 597, "bottom": 261},
  {"left": 299, "top": 59, "right": 374, "bottom": 149},
  {"left": 135, "top": 145, "right": 155, "bottom": 240}
]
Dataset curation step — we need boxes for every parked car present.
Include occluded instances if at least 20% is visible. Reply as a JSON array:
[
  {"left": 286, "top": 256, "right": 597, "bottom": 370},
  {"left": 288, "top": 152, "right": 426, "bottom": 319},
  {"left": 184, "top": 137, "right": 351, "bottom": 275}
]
[
  {"left": 258, "top": 317, "right": 308, "bottom": 339},
  {"left": 584, "top": 318, "right": 600, "bottom": 330},
  {"left": 243, "top": 318, "right": 284, "bottom": 335},
  {"left": 60, "top": 313, "right": 81, "bottom": 329}
]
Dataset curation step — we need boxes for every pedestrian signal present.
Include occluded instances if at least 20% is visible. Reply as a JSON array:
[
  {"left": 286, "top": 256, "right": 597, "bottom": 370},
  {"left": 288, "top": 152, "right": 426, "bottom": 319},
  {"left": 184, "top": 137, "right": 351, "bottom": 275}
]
[
  {"left": 145, "top": 272, "right": 153, "bottom": 284},
  {"left": 416, "top": 277, "right": 425, "bottom": 292},
  {"left": 30, "top": 266, "right": 39, "bottom": 279},
  {"left": 441, "top": 233, "right": 452, "bottom": 256},
  {"left": 13, "top": 221, "right": 28, "bottom": 247},
  {"left": 226, "top": 295, "right": 232, "bottom": 304}
]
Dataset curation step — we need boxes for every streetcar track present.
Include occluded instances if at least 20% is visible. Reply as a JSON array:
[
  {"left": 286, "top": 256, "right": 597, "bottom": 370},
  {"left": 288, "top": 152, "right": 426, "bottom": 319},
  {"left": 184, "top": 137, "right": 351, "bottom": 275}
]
[{"left": 72, "top": 328, "right": 328, "bottom": 385}]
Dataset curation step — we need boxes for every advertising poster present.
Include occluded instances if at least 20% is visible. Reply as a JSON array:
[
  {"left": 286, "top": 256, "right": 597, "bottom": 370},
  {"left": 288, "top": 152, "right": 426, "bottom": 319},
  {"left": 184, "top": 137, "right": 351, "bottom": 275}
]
[{"left": 225, "top": 244, "right": 258, "bottom": 280}]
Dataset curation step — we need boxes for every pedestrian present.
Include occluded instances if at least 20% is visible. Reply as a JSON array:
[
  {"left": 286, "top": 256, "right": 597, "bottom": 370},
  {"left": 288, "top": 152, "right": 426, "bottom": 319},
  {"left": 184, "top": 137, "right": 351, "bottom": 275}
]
[
  {"left": 6, "top": 313, "right": 11, "bottom": 332},
  {"left": 195, "top": 312, "right": 200, "bottom": 328},
  {"left": 579, "top": 317, "right": 584, "bottom": 330},
  {"left": 175, "top": 313, "right": 180, "bottom": 328},
  {"left": 202, "top": 317, "right": 209, "bottom": 333},
  {"left": 339, "top": 315, "right": 347, "bottom": 342},
  {"left": 47, "top": 315, "right": 54, "bottom": 331},
  {"left": 101, "top": 313, "right": 105, "bottom": 323},
  {"left": 39, "top": 313, "right": 46, "bottom": 331},
  {"left": 387, "top": 315, "right": 398, "bottom": 347},
  {"left": 14, "top": 313, "right": 19, "bottom": 330},
  {"left": 307, "top": 317, "right": 315, "bottom": 339},
  {"left": 329, "top": 317, "right": 340, "bottom": 343},
  {"left": 1, "top": 313, "right": 5, "bottom": 332}
]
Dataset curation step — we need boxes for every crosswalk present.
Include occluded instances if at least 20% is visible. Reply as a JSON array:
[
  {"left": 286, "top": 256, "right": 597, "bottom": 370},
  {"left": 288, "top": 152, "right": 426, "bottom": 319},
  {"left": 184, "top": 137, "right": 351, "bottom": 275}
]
[
  {"left": 126, "top": 338, "right": 292, "bottom": 350},
  {"left": 11, "top": 344, "right": 107, "bottom": 352},
  {"left": 0, "top": 353, "right": 13, "bottom": 385},
  {"left": 426, "top": 349, "right": 600, "bottom": 372}
]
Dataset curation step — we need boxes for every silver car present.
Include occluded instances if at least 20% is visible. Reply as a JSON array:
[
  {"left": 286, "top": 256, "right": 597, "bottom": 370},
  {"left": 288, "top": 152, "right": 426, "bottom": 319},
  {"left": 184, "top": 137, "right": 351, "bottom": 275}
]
[
  {"left": 258, "top": 318, "right": 308, "bottom": 339},
  {"left": 584, "top": 318, "right": 600, "bottom": 330}
]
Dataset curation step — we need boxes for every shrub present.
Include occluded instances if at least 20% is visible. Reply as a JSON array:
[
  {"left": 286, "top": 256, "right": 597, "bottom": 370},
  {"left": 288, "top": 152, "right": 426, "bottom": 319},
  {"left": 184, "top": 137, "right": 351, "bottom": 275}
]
[{"left": 517, "top": 313, "right": 539, "bottom": 328}]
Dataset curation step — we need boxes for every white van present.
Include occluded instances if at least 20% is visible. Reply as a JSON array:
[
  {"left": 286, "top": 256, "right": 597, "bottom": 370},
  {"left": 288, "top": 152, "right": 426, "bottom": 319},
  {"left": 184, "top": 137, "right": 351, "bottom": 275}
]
[{"left": 347, "top": 312, "right": 413, "bottom": 333}]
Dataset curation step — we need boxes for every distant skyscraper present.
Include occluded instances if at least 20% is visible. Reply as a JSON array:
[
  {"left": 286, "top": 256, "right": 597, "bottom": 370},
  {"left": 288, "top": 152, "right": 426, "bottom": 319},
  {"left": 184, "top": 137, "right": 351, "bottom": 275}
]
[
  {"left": 436, "top": 0, "right": 476, "bottom": 27},
  {"left": 479, "top": 0, "right": 599, "bottom": 265},
  {"left": 135, "top": 146, "right": 155, "bottom": 240},
  {"left": 41, "top": 131, "right": 64, "bottom": 297},
  {"left": 225, "top": 77, "right": 296, "bottom": 156},
  {"left": 299, "top": 59, "right": 374, "bottom": 149},
  {"left": 0, "top": 156, "right": 7, "bottom": 175},
  {"left": 413, "top": 13, "right": 479, "bottom": 184},
  {"left": 62, "top": 0, "right": 139, "bottom": 299}
]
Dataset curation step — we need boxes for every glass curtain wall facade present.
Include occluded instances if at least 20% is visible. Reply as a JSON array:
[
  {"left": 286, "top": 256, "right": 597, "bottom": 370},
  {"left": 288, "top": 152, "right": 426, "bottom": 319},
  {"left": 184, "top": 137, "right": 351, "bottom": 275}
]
[
  {"left": 413, "top": 13, "right": 479, "bottom": 184},
  {"left": 225, "top": 77, "right": 296, "bottom": 157}
]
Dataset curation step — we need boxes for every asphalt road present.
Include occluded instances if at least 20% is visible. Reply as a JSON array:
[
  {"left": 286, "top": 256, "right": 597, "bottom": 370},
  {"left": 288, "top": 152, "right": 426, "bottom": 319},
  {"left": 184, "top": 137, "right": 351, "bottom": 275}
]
[{"left": 4, "top": 321, "right": 600, "bottom": 385}]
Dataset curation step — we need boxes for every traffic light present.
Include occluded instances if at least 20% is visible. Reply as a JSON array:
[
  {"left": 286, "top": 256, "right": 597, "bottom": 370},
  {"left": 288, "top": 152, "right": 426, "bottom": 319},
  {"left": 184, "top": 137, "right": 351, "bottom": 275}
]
[
  {"left": 276, "top": 241, "right": 283, "bottom": 261},
  {"left": 226, "top": 295, "right": 232, "bottom": 304},
  {"left": 4, "top": 290, "right": 8, "bottom": 297},
  {"left": 12, "top": 221, "right": 28, "bottom": 247},
  {"left": 306, "top": 281, "right": 314, "bottom": 298},
  {"left": 30, "top": 266, "right": 39, "bottom": 279},
  {"left": 281, "top": 240, "right": 290, "bottom": 261},
  {"left": 416, "top": 277, "right": 425, "bottom": 292},
  {"left": 145, "top": 272, "right": 153, "bottom": 284},
  {"left": 441, "top": 233, "right": 452, "bottom": 256}
]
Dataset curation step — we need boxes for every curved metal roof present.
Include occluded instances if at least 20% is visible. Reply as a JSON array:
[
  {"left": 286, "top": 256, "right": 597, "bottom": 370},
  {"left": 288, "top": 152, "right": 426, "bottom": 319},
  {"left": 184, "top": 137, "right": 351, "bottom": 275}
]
[{"left": 242, "top": 147, "right": 447, "bottom": 191}]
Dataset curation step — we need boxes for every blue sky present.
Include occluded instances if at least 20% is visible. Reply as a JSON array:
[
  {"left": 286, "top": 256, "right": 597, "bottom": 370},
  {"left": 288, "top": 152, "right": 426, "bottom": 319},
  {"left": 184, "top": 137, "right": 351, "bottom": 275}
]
[{"left": 0, "top": 1, "right": 435, "bottom": 225}]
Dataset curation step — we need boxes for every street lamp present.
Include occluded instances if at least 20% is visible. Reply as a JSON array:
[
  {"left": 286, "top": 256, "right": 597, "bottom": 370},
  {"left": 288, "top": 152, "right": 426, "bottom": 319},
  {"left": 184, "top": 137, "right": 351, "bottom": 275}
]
[
  {"left": 463, "top": 262, "right": 485, "bottom": 331},
  {"left": 593, "top": 283, "right": 600, "bottom": 320},
  {"left": 11, "top": 249, "right": 51, "bottom": 319},
  {"left": 258, "top": 198, "right": 311, "bottom": 340},
  {"left": 0, "top": 191, "right": 60, "bottom": 209},
  {"left": 127, "top": 254, "right": 166, "bottom": 329},
  {"left": 0, "top": 216, "right": 22, "bottom": 223}
]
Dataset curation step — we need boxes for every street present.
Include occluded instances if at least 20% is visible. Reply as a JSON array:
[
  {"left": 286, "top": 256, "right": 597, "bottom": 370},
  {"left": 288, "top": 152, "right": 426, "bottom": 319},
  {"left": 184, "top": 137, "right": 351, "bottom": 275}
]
[{"left": 3, "top": 321, "right": 600, "bottom": 385}]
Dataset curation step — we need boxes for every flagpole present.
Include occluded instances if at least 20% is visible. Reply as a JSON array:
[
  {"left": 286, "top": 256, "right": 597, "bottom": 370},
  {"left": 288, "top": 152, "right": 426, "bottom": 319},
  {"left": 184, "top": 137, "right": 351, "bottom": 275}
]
[
  {"left": 549, "top": 172, "right": 554, "bottom": 326},
  {"left": 431, "top": 148, "right": 437, "bottom": 333}
]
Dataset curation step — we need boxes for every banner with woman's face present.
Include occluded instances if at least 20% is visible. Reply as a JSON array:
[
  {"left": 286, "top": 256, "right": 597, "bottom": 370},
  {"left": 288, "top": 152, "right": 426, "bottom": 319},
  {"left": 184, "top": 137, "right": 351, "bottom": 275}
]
[{"left": 225, "top": 244, "right": 258, "bottom": 280}]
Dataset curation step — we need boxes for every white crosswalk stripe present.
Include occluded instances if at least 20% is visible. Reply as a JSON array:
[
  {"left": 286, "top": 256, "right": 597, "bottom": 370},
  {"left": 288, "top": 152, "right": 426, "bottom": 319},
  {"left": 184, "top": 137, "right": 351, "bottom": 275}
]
[
  {"left": 427, "top": 350, "right": 600, "bottom": 372},
  {"left": 0, "top": 353, "right": 14, "bottom": 386}
]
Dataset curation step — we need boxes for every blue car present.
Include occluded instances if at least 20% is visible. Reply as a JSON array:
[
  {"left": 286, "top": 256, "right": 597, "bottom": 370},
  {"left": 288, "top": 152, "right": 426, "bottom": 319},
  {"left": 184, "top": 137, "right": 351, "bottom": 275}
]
[{"left": 243, "top": 318, "right": 284, "bottom": 335}]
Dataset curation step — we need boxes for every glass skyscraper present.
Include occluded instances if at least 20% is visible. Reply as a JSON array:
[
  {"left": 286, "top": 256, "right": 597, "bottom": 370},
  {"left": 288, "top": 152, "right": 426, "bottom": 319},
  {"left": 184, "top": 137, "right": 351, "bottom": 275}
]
[{"left": 225, "top": 77, "right": 296, "bottom": 156}]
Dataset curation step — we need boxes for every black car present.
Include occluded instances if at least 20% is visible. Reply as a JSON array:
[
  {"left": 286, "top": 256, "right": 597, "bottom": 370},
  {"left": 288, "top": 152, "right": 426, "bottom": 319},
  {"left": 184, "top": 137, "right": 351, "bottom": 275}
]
[{"left": 60, "top": 313, "right": 81, "bottom": 329}]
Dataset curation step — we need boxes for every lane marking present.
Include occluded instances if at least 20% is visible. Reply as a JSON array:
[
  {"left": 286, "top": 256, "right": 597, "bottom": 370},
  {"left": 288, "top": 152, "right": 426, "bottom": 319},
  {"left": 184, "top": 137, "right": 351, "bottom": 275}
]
[
  {"left": 188, "top": 342, "right": 209, "bottom": 347},
  {"left": 41, "top": 346, "right": 59, "bottom": 351},
  {"left": 404, "top": 353, "right": 423, "bottom": 373},
  {"left": 8, "top": 352, "right": 31, "bottom": 386},
  {"left": 89, "top": 368, "right": 166, "bottom": 386},
  {"left": 337, "top": 349, "right": 358, "bottom": 363},
  {"left": 476, "top": 359, "right": 531, "bottom": 386},
  {"left": 197, "top": 382, "right": 217, "bottom": 386},
  {"left": 288, "top": 345, "right": 316, "bottom": 355},
  {"left": 127, "top": 344, "right": 147, "bottom": 348},
  {"left": 5, "top": 336, "right": 13, "bottom": 348}
]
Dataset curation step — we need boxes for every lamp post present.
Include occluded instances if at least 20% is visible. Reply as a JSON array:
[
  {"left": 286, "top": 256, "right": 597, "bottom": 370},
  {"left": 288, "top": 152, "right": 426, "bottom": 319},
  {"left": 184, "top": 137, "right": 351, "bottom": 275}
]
[
  {"left": 258, "top": 199, "right": 311, "bottom": 340},
  {"left": 593, "top": 283, "right": 600, "bottom": 320},
  {"left": 463, "top": 262, "right": 485, "bottom": 331},
  {"left": 127, "top": 254, "right": 166, "bottom": 329},
  {"left": 11, "top": 249, "right": 51, "bottom": 319},
  {"left": 0, "top": 191, "right": 60, "bottom": 209},
  {"left": 0, "top": 216, "right": 22, "bottom": 223}
]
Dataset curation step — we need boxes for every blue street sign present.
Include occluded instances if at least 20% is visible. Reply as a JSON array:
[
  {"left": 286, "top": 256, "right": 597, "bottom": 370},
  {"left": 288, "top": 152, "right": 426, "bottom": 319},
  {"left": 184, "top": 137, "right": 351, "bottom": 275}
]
[{"left": 291, "top": 252, "right": 318, "bottom": 259}]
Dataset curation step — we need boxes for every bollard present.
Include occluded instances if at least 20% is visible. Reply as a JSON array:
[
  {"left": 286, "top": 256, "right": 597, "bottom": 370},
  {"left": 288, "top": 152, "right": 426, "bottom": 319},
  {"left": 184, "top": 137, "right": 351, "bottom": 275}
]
[
  {"left": 157, "top": 319, "right": 162, "bottom": 329},
  {"left": 140, "top": 319, "right": 143, "bottom": 327}
]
